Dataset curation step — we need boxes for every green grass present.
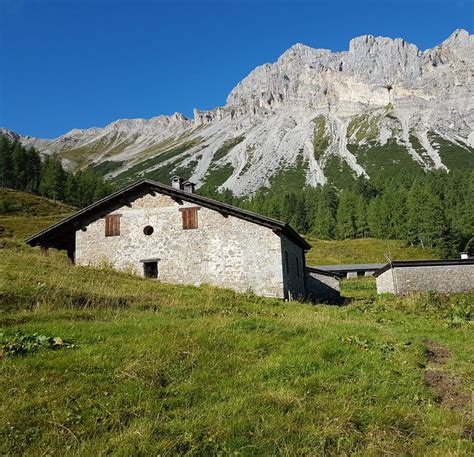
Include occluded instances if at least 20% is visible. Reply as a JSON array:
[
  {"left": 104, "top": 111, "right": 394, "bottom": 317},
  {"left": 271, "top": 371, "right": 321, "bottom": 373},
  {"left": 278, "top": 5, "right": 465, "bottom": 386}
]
[
  {"left": 173, "top": 159, "right": 199, "bottom": 182},
  {"left": 428, "top": 133, "right": 474, "bottom": 170},
  {"left": 305, "top": 238, "right": 438, "bottom": 265},
  {"left": 323, "top": 155, "right": 357, "bottom": 189},
  {"left": 213, "top": 136, "right": 245, "bottom": 162},
  {"left": 58, "top": 132, "right": 123, "bottom": 168},
  {"left": 87, "top": 160, "right": 125, "bottom": 176},
  {"left": 1, "top": 244, "right": 473, "bottom": 455},
  {"left": 346, "top": 114, "right": 382, "bottom": 143},
  {"left": 0, "top": 189, "right": 75, "bottom": 243},
  {"left": 347, "top": 139, "right": 424, "bottom": 179},
  {"left": 267, "top": 151, "right": 309, "bottom": 194},
  {"left": 312, "top": 116, "right": 330, "bottom": 160},
  {"left": 200, "top": 164, "right": 235, "bottom": 194},
  {"left": 0, "top": 188, "right": 75, "bottom": 217},
  {"left": 340, "top": 276, "right": 377, "bottom": 300},
  {"left": 409, "top": 134, "right": 436, "bottom": 168},
  {"left": 0, "top": 215, "right": 72, "bottom": 242},
  {"left": 238, "top": 146, "right": 255, "bottom": 177},
  {"left": 113, "top": 139, "right": 202, "bottom": 186}
]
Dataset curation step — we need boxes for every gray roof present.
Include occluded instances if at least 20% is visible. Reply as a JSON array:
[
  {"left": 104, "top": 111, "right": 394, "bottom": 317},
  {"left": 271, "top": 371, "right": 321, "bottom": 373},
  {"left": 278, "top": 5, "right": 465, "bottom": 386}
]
[
  {"left": 313, "top": 263, "right": 385, "bottom": 272},
  {"left": 373, "top": 259, "right": 474, "bottom": 277},
  {"left": 25, "top": 179, "right": 311, "bottom": 251}
]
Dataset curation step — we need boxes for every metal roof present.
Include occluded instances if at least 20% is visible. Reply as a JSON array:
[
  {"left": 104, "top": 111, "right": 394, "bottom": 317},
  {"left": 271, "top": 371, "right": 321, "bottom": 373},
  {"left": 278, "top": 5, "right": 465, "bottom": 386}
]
[
  {"left": 25, "top": 179, "right": 311, "bottom": 251},
  {"left": 305, "top": 266, "right": 341, "bottom": 279},
  {"left": 314, "top": 263, "right": 385, "bottom": 272},
  {"left": 373, "top": 259, "right": 474, "bottom": 277}
]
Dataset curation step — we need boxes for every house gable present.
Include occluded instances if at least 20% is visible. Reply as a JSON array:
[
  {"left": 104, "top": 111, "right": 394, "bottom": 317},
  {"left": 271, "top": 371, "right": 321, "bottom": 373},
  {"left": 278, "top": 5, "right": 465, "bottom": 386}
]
[
  {"left": 74, "top": 188, "right": 286, "bottom": 297},
  {"left": 25, "top": 179, "right": 310, "bottom": 252}
]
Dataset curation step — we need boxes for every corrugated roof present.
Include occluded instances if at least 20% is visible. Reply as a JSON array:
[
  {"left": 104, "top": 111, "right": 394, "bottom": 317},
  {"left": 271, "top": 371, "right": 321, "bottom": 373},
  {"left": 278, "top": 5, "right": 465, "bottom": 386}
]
[{"left": 25, "top": 179, "right": 311, "bottom": 250}]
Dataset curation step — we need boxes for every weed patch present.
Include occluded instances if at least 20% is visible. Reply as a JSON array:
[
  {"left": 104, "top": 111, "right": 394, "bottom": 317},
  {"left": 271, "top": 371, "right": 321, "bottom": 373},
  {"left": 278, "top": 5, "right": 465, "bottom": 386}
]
[{"left": 1, "top": 331, "right": 75, "bottom": 357}]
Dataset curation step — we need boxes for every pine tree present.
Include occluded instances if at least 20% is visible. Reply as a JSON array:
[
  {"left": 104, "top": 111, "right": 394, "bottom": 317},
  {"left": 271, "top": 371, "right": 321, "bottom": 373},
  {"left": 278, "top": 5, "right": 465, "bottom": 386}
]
[
  {"left": 64, "top": 173, "right": 80, "bottom": 206},
  {"left": 311, "top": 185, "right": 337, "bottom": 239},
  {"left": 0, "top": 136, "right": 13, "bottom": 188},
  {"left": 354, "top": 195, "right": 368, "bottom": 238},
  {"left": 25, "top": 148, "right": 42, "bottom": 193},
  {"left": 11, "top": 142, "right": 28, "bottom": 190},
  {"left": 39, "top": 156, "right": 66, "bottom": 201},
  {"left": 335, "top": 191, "right": 356, "bottom": 239}
]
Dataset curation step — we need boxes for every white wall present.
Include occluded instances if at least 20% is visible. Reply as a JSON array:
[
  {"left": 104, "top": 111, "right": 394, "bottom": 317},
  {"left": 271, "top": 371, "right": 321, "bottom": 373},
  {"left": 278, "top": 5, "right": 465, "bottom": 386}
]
[{"left": 75, "top": 193, "right": 286, "bottom": 298}]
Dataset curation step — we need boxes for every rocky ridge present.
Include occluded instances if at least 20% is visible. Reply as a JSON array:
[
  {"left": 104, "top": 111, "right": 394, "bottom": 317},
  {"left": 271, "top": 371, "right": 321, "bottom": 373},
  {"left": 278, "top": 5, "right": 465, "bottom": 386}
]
[{"left": 3, "top": 29, "right": 474, "bottom": 195}]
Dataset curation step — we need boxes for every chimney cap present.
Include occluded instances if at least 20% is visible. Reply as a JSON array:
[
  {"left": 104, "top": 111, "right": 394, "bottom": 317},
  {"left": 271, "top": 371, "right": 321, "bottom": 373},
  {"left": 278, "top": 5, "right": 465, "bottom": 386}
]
[
  {"left": 171, "top": 176, "right": 184, "bottom": 190},
  {"left": 183, "top": 180, "right": 196, "bottom": 193}
]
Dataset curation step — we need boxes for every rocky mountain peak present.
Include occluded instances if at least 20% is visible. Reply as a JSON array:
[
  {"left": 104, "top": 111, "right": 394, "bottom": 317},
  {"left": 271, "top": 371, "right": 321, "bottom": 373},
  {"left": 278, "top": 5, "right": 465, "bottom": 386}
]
[{"left": 3, "top": 30, "right": 473, "bottom": 196}]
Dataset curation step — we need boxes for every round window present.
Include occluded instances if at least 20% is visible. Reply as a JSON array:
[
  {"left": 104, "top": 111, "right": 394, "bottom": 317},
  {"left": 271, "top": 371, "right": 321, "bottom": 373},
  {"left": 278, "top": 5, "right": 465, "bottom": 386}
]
[{"left": 143, "top": 226, "right": 154, "bottom": 236}]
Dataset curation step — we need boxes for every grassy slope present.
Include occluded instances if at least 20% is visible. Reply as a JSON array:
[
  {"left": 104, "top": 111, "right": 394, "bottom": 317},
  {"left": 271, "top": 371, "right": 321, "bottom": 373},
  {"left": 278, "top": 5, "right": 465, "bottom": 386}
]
[
  {"left": 306, "top": 238, "right": 438, "bottom": 266},
  {"left": 0, "top": 189, "right": 75, "bottom": 241},
  {"left": 0, "top": 192, "right": 472, "bottom": 455},
  {"left": 1, "top": 189, "right": 438, "bottom": 265},
  {"left": 0, "top": 188, "right": 75, "bottom": 217},
  {"left": 1, "top": 246, "right": 473, "bottom": 455}
]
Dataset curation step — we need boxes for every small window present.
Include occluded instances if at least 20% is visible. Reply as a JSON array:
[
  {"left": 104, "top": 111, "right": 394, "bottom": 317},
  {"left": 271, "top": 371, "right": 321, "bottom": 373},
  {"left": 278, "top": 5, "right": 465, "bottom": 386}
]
[
  {"left": 179, "top": 207, "right": 200, "bottom": 229},
  {"left": 105, "top": 214, "right": 121, "bottom": 237},
  {"left": 143, "top": 225, "right": 154, "bottom": 236},
  {"left": 143, "top": 261, "right": 158, "bottom": 279}
]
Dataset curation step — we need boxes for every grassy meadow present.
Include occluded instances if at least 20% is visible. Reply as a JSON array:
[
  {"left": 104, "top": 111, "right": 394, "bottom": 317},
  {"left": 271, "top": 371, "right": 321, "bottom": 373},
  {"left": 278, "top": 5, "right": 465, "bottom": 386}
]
[
  {"left": 0, "top": 189, "right": 473, "bottom": 455},
  {"left": 0, "top": 188, "right": 75, "bottom": 242},
  {"left": 305, "top": 238, "right": 438, "bottom": 266}
]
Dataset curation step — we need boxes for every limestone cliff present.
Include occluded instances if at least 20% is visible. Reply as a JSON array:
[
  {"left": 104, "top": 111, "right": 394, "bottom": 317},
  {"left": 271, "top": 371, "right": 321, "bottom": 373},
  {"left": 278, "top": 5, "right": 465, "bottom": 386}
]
[{"left": 4, "top": 29, "right": 474, "bottom": 194}]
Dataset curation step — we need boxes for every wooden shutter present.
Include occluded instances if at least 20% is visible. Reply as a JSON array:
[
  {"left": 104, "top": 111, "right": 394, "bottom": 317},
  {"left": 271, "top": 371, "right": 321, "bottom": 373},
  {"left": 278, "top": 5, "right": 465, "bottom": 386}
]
[
  {"left": 105, "top": 214, "right": 121, "bottom": 236},
  {"left": 179, "top": 207, "right": 199, "bottom": 229}
]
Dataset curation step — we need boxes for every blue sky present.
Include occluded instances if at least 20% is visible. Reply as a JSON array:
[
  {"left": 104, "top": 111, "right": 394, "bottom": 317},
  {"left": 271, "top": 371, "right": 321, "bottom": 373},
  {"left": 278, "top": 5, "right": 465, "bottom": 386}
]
[{"left": 1, "top": 0, "right": 472, "bottom": 138}]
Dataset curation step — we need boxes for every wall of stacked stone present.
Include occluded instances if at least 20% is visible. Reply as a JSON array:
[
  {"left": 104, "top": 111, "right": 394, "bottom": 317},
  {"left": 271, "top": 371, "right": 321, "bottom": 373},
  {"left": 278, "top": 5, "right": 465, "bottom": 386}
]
[
  {"left": 75, "top": 193, "right": 288, "bottom": 298},
  {"left": 305, "top": 271, "right": 341, "bottom": 303},
  {"left": 376, "top": 264, "right": 474, "bottom": 294},
  {"left": 280, "top": 236, "right": 306, "bottom": 300}
]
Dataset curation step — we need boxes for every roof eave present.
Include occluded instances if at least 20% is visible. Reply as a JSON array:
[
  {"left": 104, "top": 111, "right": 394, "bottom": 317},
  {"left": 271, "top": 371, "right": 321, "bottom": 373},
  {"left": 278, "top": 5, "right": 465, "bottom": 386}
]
[{"left": 25, "top": 179, "right": 311, "bottom": 251}]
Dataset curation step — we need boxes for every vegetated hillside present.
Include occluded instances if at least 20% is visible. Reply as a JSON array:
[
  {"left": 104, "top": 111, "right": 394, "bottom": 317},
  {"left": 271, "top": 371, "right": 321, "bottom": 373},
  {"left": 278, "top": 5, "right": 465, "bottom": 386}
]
[
  {"left": 306, "top": 238, "right": 438, "bottom": 265},
  {"left": 0, "top": 190, "right": 438, "bottom": 264},
  {"left": 0, "top": 188, "right": 75, "bottom": 242},
  {"left": 0, "top": 243, "right": 473, "bottom": 455},
  {"left": 4, "top": 29, "right": 474, "bottom": 195},
  {"left": 0, "top": 188, "right": 75, "bottom": 216}
]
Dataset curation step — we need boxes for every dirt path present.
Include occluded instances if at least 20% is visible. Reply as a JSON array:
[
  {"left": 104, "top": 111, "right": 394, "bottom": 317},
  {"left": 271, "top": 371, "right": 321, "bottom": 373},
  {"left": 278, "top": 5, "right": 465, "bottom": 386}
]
[{"left": 423, "top": 339, "right": 472, "bottom": 420}]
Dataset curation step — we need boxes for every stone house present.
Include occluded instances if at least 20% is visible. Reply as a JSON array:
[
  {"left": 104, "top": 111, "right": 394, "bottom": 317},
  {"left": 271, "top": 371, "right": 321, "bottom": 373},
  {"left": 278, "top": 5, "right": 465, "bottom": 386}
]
[
  {"left": 374, "top": 259, "right": 474, "bottom": 295},
  {"left": 26, "top": 178, "right": 313, "bottom": 300}
]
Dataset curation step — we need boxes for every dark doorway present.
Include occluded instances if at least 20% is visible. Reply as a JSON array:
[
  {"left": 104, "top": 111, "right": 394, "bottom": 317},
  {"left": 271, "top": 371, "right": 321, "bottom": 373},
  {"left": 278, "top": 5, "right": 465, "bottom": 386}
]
[{"left": 143, "top": 261, "right": 158, "bottom": 279}]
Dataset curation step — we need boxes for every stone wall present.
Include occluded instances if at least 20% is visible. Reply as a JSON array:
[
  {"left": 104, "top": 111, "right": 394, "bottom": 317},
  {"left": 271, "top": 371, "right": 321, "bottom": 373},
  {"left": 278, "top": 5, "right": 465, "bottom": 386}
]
[
  {"left": 280, "top": 235, "right": 306, "bottom": 300},
  {"left": 75, "top": 193, "right": 287, "bottom": 298},
  {"left": 305, "top": 270, "right": 341, "bottom": 303},
  {"left": 376, "top": 264, "right": 474, "bottom": 294},
  {"left": 375, "top": 269, "right": 396, "bottom": 294}
]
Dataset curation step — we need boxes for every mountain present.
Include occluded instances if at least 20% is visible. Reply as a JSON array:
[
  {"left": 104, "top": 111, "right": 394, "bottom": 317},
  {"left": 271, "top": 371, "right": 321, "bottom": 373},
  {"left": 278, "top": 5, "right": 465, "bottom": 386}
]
[{"left": 4, "top": 29, "right": 474, "bottom": 195}]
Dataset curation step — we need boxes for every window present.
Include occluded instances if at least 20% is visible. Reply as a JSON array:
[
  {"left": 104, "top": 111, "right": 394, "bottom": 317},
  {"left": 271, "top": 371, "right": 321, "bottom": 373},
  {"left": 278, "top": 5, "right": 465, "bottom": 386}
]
[
  {"left": 105, "top": 214, "right": 121, "bottom": 237},
  {"left": 179, "top": 207, "right": 200, "bottom": 229},
  {"left": 143, "top": 261, "right": 158, "bottom": 278},
  {"left": 143, "top": 225, "right": 154, "bottom": 236}
]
